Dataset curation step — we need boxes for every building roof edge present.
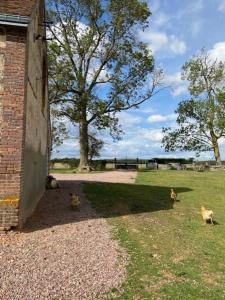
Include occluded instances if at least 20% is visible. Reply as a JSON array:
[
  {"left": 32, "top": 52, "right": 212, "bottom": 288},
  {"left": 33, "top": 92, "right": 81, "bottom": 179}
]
[{"left": 0, "top": 14, "right": 30, "bottom": 27}]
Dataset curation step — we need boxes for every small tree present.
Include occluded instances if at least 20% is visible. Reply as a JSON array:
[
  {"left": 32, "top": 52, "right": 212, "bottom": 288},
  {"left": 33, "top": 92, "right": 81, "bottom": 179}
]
[
  {"left": 51, "top": 109, "right": 68, "bottom": 153},
  {"left": 47, "top": 0, "right": 163, "bottom": 171},
  {"left": 88, "top": 134, "right": 104, "bottom": 162},
  {"left": 162, "top": 51, "right": 225, "bottom": 165}
]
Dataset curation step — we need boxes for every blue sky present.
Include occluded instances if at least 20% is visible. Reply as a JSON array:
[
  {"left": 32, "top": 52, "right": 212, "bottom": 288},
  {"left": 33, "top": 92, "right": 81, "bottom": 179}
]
[{"left": 52, "top": 0, "right": 225, "bottom": 160}]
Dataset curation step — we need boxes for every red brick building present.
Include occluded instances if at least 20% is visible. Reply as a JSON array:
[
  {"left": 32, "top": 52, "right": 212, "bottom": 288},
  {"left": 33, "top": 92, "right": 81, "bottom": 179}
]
[{"left": 0, "top": 0, "right": 49, "bottom": 230}]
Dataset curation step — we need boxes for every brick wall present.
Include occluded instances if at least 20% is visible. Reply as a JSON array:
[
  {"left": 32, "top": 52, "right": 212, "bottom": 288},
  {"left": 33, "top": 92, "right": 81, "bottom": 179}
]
[
  {"left": 0, "top": 0, "right": 36, "bottom": 16},
  {"left": 0, "top": 26, "right": 27, "bottom": 230},
  {"left": 0, "top": 0, "right": 48, "bottom": 230}
]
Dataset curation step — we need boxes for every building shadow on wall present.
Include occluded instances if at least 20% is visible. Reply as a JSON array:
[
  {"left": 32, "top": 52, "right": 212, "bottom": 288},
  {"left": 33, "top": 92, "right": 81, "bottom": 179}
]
[{"left": 23, "top": 180, "right": 192, "bottom": 232}]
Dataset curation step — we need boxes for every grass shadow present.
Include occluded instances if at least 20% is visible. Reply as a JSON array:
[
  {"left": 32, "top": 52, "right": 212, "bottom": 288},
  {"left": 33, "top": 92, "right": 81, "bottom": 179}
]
[
  {"left": 23, "top": 180, "right": 192, "bottom": 232},
  {"left": 212, "top": 220, "right": 220, "bottom": 225},
  {"left": 83, "top": 182, "right": 192, "bottom": 218}
]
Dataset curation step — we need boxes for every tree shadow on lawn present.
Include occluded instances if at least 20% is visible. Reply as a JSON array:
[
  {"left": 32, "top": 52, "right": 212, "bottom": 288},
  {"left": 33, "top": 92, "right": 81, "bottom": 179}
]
[{"left": 23, "top": 180, "right": 192, "bottom": 232}]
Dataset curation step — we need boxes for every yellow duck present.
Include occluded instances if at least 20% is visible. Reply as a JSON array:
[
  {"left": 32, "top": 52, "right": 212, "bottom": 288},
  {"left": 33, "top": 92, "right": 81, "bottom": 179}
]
[
  {"left": 70, "top": 193, "right": 80, "bottom": 210},
  {"left": 170, "top": 188, "right": 177, "bottom": 202}
]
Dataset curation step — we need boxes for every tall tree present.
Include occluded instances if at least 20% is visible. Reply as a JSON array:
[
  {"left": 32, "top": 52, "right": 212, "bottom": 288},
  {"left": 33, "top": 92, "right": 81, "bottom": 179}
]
[
  {"left": 47, "top": 0, "right": 163, "bottom": 171},
  {"left": 162, "top": 51, "right": 225, "bottom": 164}
]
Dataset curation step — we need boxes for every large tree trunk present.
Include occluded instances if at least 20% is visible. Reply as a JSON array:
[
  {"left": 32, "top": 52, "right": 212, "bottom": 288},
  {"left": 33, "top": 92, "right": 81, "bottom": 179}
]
[
  {"left": 212, "top": 139, "right": 222, "bottom": 165},
  {"left": 78, "top": 118, "right": 90, "bottom": 172}
]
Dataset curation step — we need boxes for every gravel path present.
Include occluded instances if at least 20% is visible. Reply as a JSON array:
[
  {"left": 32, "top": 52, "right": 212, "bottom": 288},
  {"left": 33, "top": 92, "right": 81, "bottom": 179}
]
[
  {"left": 55, "top": 170, "right": 137, "bottom": 184},
  {"left": 0, "top": 171, "right": 136, "bottom": 300}
]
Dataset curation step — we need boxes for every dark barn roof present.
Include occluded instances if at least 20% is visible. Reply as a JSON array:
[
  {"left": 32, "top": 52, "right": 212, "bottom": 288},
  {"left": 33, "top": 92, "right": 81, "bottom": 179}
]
[
  {"left": 150, "top": 158, "right": 194, "bottom": 164},
  {"left": 0, "top": 0, "right": 36, "bottom": 17}
]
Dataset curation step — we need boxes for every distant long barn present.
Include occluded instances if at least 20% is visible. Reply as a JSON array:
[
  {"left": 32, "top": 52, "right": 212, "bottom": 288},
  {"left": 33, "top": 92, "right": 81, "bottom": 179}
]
[
  {"left": 104, "top": 158, "right": 194, "bottom": 170},
  {"left": 51, "top": 158, "right": 194, "bottom": 171}
]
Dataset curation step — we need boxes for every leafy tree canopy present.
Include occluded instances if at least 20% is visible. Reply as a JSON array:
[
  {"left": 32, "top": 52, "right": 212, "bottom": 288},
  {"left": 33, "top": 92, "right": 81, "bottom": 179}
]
[{"left": 162, "top": 50, "right": 225, "bottom": 164}]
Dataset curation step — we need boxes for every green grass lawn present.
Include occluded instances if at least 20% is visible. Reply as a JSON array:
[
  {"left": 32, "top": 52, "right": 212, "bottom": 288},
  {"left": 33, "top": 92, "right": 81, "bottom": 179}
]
[
  {"left": 83, "top": 170, "right": 225, "bottom": 300},
  {"left": 50, "top": 168, "right": 75, "bottom": 174}
]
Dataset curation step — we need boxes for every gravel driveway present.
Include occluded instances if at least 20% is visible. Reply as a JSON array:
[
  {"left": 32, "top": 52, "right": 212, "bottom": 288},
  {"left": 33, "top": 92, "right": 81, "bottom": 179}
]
[
  {"left": 0, "top": 171, "right": 136, "bottom": 300},
  {"left": 55, "top": 170, "right": 137, "bottom": 184}
]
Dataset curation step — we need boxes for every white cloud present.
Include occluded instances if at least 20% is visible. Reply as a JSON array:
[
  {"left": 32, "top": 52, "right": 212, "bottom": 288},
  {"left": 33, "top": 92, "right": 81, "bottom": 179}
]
[
  {"left": 142, "top": 128, "right": 164, "bottom": 142},
  {"left": 218, "top": 0, "right": 225, "bottom": 12},
  {"left": 177, "top": 0, "right": 204, "bottom": 18},
  {"left": 169, "top": 35, "right": 187, "bottom": 55},
  {"left": 191, "top": 20, "right": 203, "bottom": 37},
  {"left": 208, "top": 42, "right": 225, "bottom": 62},
  {"left": 172, "top": 85, "right": 187, "bottom": 97},
  {"left": 139, "top": 106, "right": 155, "bottom": 114},
  {"left": 118, "top": 111, "right": 144, "bottom": 128},
  {"left": 51, "top": 137, "right": 79, "bottom": 158},
  {"left": 164, "top": 72, "right": 188, "bottom": 97},
  {"left": 187, "top": 0, "right": 204, "bottom": 13},
  {"left": 149, "top": 0, "right": 161, "bottom": 13},
  {"left": 140, "top": 30, "right": 186, "bottom": 56},
  {"left": 62, "top": 138, "right": 79, "bottom": 148},
  {"left": 147, "top": 114, "right": 177, "bottom": 123},
  {"left": 165, "top": 72, "right": 181, "bottom": 85},
  {"left": 142, "top": 31, "right": 168, "bottom": 53},
  {"left": 100, "top": 127, "right": 165, "bottom": 158},
  {"left": 154, "top": 13, "right": 170, "bottom": 27}
]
